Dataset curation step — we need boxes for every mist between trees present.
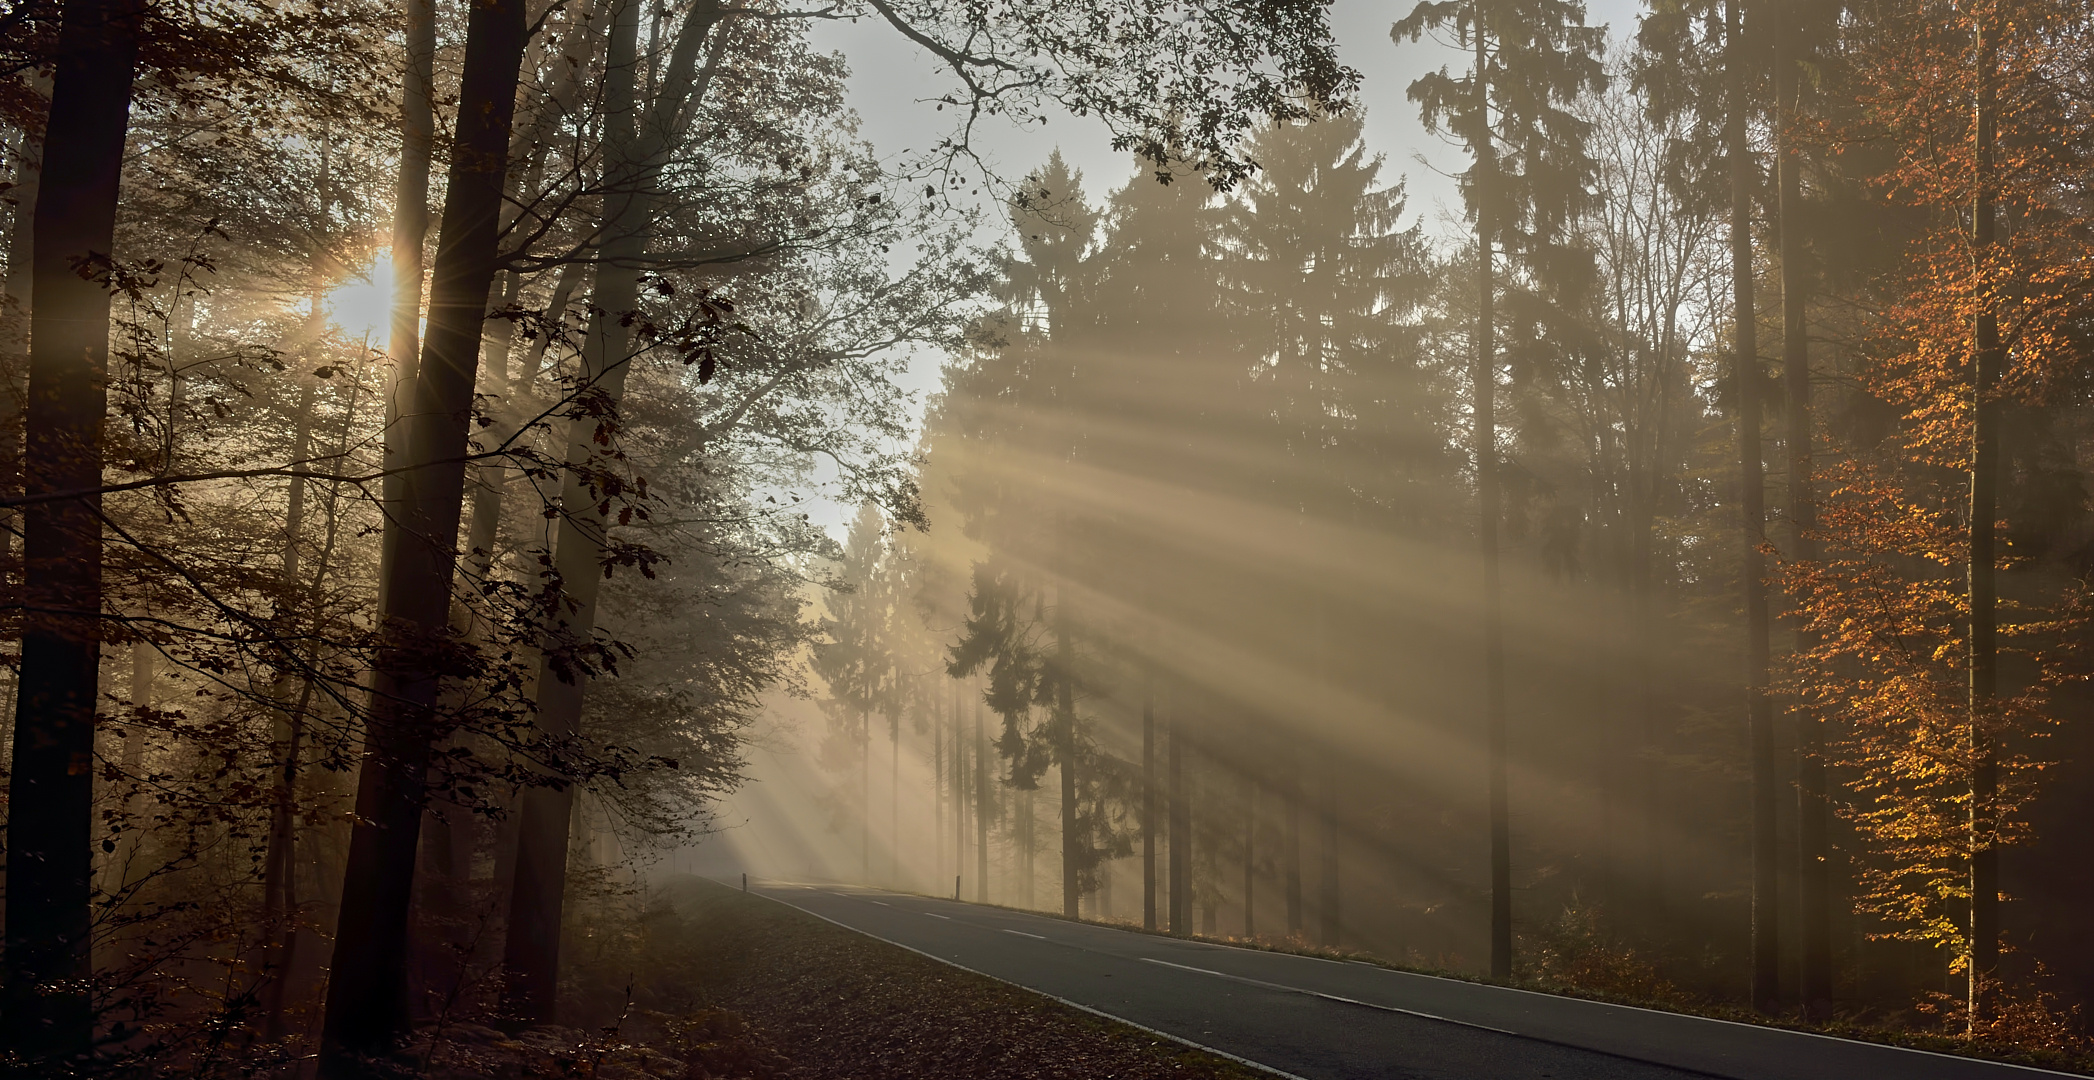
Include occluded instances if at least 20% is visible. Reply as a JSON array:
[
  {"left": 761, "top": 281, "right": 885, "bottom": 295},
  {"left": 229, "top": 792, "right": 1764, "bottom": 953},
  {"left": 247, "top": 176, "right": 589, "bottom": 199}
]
[
  {"left": 780, "top": 0, "right": 2094, "bottom": 1067},
  {"left": 1, "top": 0, "right": 2093, "bottom": 1075}
]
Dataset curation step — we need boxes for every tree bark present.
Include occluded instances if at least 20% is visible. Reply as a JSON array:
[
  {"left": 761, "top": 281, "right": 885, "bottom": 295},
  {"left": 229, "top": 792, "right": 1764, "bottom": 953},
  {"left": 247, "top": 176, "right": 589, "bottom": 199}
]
[
  {"left": 1142, "top": 681, "right": 1156, "bottom": 930},
  {"left": 318, "top": 0, "right": 529, "bottom": 1065},
  {"left": 0, "top": 77, "right": 45, "bottom": 529},
  {"left": 1285, "top": 748, "right": 1302, "bottom": 936},
  {"left": 1168, "top": 708, "right": 1188, "bottom": 933},
  {"left": 499, "top": 0, "right": 726, "bottom": 1023},
  {"left": 1727, "top": 0, "right": 1780, "bottom": 1015},
  {"left": 1776, "top": 0, "right": 1831, "bottom": 1019},
  {"left": 955, "top": 681, "right": 967, "bottom": 896},
  {"left": 1966, "top": 6, "right": 2000, "bottom": 1029},
  {"left": 377, "top": 0, "right": 437, "bottom": 616},
  {"left": 1056, "top": 605, "right": 1079, "bottom": 919},
  {"left": 935, "top": 689, "right": 945, "bottom": 887},
  {"left": 261, "top": 360, "right": 318, "bottom": 1041},
  {"left": 1472, "top": 20, "right": 1512, "bottom": 983},
  {"left": 1242, "top": 777, "right": 1255, "bottom": 938},
  {"left": 1318, "top": 759, "right": 1339, "bottom": 949},
  {"left": 861, "top": 708, "right": 870, "bottom": 881},
  {"left": 975, "top": 693, "right": 988, "bottom": 902},
  {"left": 2, "top": 0, "right": 142, "bottom": 1063}
]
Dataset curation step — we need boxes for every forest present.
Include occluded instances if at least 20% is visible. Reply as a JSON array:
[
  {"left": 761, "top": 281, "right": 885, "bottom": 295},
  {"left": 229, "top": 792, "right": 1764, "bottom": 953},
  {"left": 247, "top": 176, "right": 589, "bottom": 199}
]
[{"left": 0, "top": 0, "right": 2090, "bottom": 1075}]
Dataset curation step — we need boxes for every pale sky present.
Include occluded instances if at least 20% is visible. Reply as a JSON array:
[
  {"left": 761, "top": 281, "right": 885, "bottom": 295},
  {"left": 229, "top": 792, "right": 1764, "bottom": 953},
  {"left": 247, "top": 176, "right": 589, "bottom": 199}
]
[
  {"left": 809, "top": 0, "right": 1647, "bottom": 249},
  {"left": 798, "top": 0, "right": 1647, "bottom": 538}
]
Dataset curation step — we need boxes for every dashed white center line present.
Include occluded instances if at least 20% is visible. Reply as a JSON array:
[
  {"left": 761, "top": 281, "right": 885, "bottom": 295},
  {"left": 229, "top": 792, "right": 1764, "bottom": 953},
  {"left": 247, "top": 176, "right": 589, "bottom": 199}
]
[
  {"left": 925, "top": 912, "right": 951, "bottom": 919},
  {"left": 1002, "top": 929, "right": 1048, "bottom": 940},
  {"left": 870, "top": 900, "right": 890, "bottom": 906}
]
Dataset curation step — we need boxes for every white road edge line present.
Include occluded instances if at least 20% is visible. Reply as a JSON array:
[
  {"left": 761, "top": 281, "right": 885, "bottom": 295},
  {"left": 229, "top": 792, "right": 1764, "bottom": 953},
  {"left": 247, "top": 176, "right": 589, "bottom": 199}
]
[
  {"left": 745, "top": 883, "right": 2074, "bottom": 1080},
  {"left": 1134, "top": 958, "right": 1750, "bottom": 1080},
  {"left": 1138, "top": 958, "right": 1495, "bottom": 1032},
  {"left": 754, "top": 891, "right": 1310, "bottom": 1080},
  {"left": 1002, "top": 929, "right": 1048, "bottom": 940}
]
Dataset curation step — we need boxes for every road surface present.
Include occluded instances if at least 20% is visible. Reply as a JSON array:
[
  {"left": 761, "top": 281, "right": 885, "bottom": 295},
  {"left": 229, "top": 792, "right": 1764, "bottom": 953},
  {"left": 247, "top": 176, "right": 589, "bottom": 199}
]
[{"left": 744, "top": 881, "right": 2071, "bottom": 1080}]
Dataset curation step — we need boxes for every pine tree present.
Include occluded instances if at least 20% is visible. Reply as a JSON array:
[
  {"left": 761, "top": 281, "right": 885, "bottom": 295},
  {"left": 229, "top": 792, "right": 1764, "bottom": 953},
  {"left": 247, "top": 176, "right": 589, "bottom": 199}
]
[{"left": 1394, "top": 0, "right": 1605, "bottom": 981}]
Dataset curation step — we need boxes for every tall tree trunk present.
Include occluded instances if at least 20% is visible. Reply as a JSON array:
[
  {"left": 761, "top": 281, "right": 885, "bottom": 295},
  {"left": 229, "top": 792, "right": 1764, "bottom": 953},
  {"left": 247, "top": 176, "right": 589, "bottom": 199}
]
[
  {"left": 975, "top": 693, "right": 988, "bottom": 902},
  {"left": 1168, "top": 710, "right": 1188, "bottom": 933},
  {"left": 890, "top": 709, "right": 899, "bottom": 887},
  {"left": 378, "top": 0, "right": 437, "bottom": 612},
  {"left": 2, "top": 0, "right": 142, "bottom": 1063},
  {"left": 499, "top": 0, "right": 726, "bottom": 1023},
  {"left": 261, "top": 358, "right": 318, "bottom": 1041},
  {"left": 1472, "top": 22, "right": 1512, "bottom": 983},
  {"left": 318, "top": 0, "right": 528, "bottom": 1064},
  {"left": 1318, "top": 760, "right": 1339, "bottom": 948},
  {"left": 264, "top": 353, "right": 368, "bottom": 1038},
  {"left": 1285, "top": 749, "right": 1302, "bottom": 936},
  {"left": 1242, "top": 777, "right": 1254, "bottom": 938},
  {"left": 861, "top": 708, "right": 871, "bottom": 881},
  {"left": 1776, "top": 1, "right": 1831, "bottom": 1019},
  {"left": 935, "top": 690, "right": 945, "bottom": 887},
  {"left": 1727, "top": 0, "right": 1780, "bottom": 1015},
  {"left": 1142, "top": 681, "right": 1156, "bottom": 930},
  {"left": 1021, "top": 786, "right": 1035, "bottom": 906},
  {"left": 109, "top": 638, "right": 152, "bottom": 892},
  {"left": 0, "top": 78, "right": 45, "bottom": 537},
  {"left": 1966, "top": 5, "right": 2000, "bottom": 1029},
  {"left": 1056, "top": 606, "right": 1078, "bottom": 919},
  {"left": 1634, "top": 463, "right": 1663, "bottom": 925},
  {"left": 955, "top": 681, "right": 967, "bottom": 896},
  {"left": 500, "top": 0, "right": 644, "bottom": 1023}
]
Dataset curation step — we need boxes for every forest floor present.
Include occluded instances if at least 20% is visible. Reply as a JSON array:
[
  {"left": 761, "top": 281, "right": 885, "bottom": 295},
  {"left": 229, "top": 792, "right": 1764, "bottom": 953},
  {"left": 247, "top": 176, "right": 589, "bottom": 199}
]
[{"left": 415, "top": 874, "right": 1276, "bottom": 1080}]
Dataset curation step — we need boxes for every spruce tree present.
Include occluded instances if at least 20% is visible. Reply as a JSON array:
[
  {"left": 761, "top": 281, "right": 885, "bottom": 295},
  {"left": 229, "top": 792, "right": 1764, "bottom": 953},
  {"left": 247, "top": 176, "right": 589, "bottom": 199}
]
[{"left": 1393, "top": 0, "right": 1604, "bottom": 981}]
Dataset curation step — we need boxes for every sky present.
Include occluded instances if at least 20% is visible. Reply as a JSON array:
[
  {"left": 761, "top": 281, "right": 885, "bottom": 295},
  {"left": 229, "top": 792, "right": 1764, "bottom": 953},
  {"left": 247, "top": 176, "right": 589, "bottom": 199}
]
[
  {"left": 339, "top": 1, "right": 1656, "bottom": 542},
  {"left": 809, "top": 0, "right": 1647, "bottom": 249},
  {"left": 793, "top": 0, "right": 1645, "bottom": 539}
]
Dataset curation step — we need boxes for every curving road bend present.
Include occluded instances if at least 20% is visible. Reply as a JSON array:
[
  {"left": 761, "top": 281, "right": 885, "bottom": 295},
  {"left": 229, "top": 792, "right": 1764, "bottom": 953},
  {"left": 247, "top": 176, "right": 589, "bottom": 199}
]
[{"left": 744, "top": 882, "right": 2071, "bottom": 1080}]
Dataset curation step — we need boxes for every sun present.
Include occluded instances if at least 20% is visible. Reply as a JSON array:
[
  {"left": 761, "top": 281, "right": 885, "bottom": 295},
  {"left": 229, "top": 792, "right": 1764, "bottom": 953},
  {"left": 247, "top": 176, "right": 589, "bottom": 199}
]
[{"left": 326, "top": 251, "right": 396, "bottom": 342}]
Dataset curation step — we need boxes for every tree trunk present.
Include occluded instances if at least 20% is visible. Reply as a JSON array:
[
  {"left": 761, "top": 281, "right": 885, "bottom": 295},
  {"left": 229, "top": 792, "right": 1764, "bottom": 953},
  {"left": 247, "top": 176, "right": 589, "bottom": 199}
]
[
  {"left": 861, "top": 709, "right": 871, "bottom": 881},
  {"left": 1056, "top": 606, "right": 1078, "bottom": 919},
  {"left": 1020, "top": 786, "right": 1035, "bottom": 906},
  {"left": 2, "top": 0, "right": 142, "bottom": 1062},
  {"left": 318, "top": 0, "right": 528, "bottom": 1064},
  {"left": 935, "top": 690, "right": 945, "bottom": 887},
  {"left": 890, "top": 710, "right": 899, "bottom": 887},
  {"left": 1285, "top": 749, "right": 1302, "bottom": 936},
  {"left": 1168, "top": 709, "right": 1188, "bottom": 933},
  {"left": 1242, "top": 777, "right": 1254, "bottom": 938},
  {"left": 1776, "top": 2, "right": 1831, "bottom": 1019},
  {"left": 499, "top": 0, "right": 726, "bottom": 1023},
  {"left": 1472, "top": 20, "right": 1512, "bottom": 982},
  {"left": 1966, "top": 7, "right": 2000, "bottom": 1029},
  {"left": 974, "top": 693, "right": 988, "bottom": 903},
  {"left": 1318, "top": 761, "right": 1339, "bottom": 949},
  {"left": 261, "top": 360, "right": 318, "bottom": 1040},
  {"left": 0, "top": 78, "right": 45, "bottom": 529},
  {"left": 499, "top": 0, "right": 644, "bottom": 1023},
  {"left": 955, "top": 681, "right": 967, "bottom": 896},
  {"left": 1727, "top": 0, "right": 1780, "bottom": 1015},
  {"left": 1142, "top": 682, "right": 1156, "bottom": 930},
  {"left": 378, "top": 0, "right": 436, "bottom": 614}
]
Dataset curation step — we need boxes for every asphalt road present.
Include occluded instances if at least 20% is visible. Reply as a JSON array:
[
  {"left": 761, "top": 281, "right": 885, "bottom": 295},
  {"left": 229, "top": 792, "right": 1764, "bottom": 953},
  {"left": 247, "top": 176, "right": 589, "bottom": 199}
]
[{"left": 744, "top": 881, "right": 2072, "bottom": 1080}]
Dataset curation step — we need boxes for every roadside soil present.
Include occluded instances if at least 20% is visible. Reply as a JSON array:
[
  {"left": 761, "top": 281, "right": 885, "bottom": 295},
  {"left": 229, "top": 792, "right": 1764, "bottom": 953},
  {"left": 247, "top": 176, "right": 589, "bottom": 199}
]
[{"left": 542, "top": 874, "right": 1272, "bottom": 1080}]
